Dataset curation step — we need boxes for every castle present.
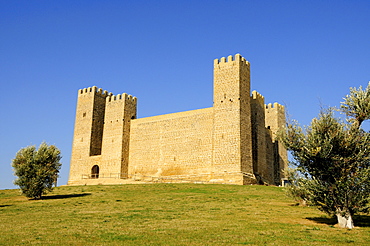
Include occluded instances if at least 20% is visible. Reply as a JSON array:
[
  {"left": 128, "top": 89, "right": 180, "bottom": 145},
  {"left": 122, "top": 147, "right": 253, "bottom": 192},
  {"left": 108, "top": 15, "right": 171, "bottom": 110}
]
[{"left": 68, "top": 54, "right": 287, "bottom": 186}]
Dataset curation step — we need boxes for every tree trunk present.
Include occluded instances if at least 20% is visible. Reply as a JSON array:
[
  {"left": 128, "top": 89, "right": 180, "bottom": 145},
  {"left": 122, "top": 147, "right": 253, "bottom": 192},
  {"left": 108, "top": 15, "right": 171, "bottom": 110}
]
[{"left": 336, "top": 209, "right": 354, "bottom": 229}]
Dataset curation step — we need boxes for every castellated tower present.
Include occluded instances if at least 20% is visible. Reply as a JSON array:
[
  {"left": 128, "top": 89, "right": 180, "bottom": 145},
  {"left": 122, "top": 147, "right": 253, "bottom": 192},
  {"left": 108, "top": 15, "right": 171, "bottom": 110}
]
[
  {"left": 265, "top": 102, "right": 287, "bottom": 184},
  {"left": 101, "top": 93, "right": 137, "bottom": 178},
  {"left": 251, "top": 93, "right": 287, "bottom": 184},
  {"left": 68, "top": 54, "right": 287, "bottom": 186},
  {"left": 69, "top": 86, "right": 109, "bottom": 183},
  {"left": 213, "top": 54, "right": 254, "bottom": 184},
  {"left": 68, "top": 86, "right": 137, "bottom": 185},
  {"left": 251, "top": 91, "right": 269, "bottom": 183}
]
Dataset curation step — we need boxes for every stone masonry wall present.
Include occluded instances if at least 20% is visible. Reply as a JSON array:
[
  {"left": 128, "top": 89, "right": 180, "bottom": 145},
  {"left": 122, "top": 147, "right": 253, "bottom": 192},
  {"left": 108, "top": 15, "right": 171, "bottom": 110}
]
[{"left": 128, "top": 108, "right": 214, "bottom": 179}]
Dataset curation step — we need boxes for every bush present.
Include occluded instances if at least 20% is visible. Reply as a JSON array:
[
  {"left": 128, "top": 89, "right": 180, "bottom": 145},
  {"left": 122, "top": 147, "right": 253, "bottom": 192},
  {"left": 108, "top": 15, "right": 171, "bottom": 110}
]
[{"left": 12, "top": 142, "right": 62, "bottom": 199}]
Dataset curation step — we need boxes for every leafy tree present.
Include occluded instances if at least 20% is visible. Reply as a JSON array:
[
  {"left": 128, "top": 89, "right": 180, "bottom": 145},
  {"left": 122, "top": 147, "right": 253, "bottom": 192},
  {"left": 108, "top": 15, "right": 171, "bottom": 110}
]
[
  {"left": 12, "top": 142, "right": 62, "bottom": 199},
  {"left": 279, "top": 83, "right": 370, "bottom": 229}
]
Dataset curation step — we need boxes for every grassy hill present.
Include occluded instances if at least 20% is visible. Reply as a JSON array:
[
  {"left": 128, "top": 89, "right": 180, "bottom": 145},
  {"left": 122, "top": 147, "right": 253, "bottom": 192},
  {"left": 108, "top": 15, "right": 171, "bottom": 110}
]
[{"left": 0, "top": 183, "right": 369, "bottom": 245}]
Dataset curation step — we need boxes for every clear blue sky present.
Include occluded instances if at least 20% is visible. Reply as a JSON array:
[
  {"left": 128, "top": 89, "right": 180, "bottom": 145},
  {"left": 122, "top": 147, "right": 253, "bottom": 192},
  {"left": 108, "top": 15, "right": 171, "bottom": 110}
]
[{"left": 1, "top": 0, "right": 369, "bottom": 189}]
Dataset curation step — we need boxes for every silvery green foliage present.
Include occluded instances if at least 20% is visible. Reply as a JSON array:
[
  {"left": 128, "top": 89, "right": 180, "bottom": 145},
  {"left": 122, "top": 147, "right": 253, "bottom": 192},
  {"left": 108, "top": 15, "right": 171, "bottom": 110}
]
[
  {"left": 279, "top": 84, "right": 370, "bottom": 229},
  {"left": 12, "top": 142, "right": 62, "bottom": 199},
  {"left": 341, "top": 82, "right": 370, "bottom": 126}
]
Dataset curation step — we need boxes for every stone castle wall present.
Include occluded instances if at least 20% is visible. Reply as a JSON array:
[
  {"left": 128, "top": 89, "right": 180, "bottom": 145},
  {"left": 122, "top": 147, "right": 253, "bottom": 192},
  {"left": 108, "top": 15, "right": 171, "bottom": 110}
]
[
  {"left": 68, "top": 54, "right": 287, "bottom": 186},
  {"left": 129, "top": 108, "right": 214, "bottom": 178}
]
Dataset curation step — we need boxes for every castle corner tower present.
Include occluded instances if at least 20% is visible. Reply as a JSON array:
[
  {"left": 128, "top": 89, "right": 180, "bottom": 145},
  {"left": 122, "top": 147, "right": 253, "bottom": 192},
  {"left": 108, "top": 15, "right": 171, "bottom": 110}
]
[{"left": 212, "top": 54, "right": 254, "bottom": 184}]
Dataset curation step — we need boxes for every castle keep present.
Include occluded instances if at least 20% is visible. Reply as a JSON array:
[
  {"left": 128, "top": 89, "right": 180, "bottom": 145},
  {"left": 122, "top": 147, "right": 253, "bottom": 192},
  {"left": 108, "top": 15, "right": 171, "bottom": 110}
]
[{"left": 68, "top": 54, "right": 287, "bottom": 186}]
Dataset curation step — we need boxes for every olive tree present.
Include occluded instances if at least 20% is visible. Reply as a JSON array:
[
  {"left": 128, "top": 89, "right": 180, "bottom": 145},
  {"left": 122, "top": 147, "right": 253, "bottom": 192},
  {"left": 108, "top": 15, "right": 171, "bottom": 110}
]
[
  {"left": 279, "top": 83, "right": 370, "bottom": 229},
  {"left": 12, "top": 142, "right": 62, "bottom": 199}
]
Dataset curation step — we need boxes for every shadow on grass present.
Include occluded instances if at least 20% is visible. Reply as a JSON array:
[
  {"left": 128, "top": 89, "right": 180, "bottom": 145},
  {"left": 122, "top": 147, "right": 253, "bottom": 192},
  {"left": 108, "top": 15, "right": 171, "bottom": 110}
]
[
  {"left": 306, "top": 215, "right": 370, "bottom": 227},
  {"left": 306, "top": 216, "right": 337, "bottom": 226},
  {"left": 42, "top": 193, "right": 92, "bottom": 200},
  {"left": 354, "top": 215, "right": 370, "bottom": 227},
  {"left": 0, "top": 205, "right": 11, "bottom": 208}
]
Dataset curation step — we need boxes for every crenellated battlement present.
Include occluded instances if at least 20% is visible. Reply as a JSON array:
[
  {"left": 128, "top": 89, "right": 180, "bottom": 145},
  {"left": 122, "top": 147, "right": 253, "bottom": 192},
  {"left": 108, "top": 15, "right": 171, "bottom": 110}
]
[
  {"left": 78, "top": 86, "right": 110, "bottom": 96},
  {"left": 106, "top": 93, "right": 137, "bottom": 103},
  {"left": 251, "top": 90, "right": 265, "bottom": 106},
  {"left": 265, "top": 102, "right": 284, "bottom": 111},
  {"left": 213, "top": 53, "right": 249, "bottom": 66}
]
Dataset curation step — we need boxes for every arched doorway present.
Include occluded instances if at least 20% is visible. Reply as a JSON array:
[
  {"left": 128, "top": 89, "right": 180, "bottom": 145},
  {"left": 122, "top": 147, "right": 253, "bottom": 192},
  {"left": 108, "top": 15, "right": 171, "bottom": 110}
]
[{"left": 91, "top": 165, "right": 99, "bottom": 179}]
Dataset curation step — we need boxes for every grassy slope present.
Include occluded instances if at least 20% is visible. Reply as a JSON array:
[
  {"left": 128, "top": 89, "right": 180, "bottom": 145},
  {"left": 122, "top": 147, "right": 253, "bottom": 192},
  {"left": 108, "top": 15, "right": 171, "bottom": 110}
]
[{"left": 0, "top": 184, "right": 369, "bottom": 245}]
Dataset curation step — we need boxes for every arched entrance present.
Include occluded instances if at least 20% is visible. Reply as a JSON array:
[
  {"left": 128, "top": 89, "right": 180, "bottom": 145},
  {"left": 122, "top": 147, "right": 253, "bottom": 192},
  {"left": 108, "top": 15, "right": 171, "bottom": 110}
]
[{"left": 91, "top": 165, "right": 99, "bottom": 179}]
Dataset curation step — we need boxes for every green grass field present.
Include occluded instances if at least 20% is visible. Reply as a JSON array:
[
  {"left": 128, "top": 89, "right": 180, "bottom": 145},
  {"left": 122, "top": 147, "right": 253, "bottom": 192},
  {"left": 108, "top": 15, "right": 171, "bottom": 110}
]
[{"left": 0, "top": 183, "right": 369, "bottom": 245}]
